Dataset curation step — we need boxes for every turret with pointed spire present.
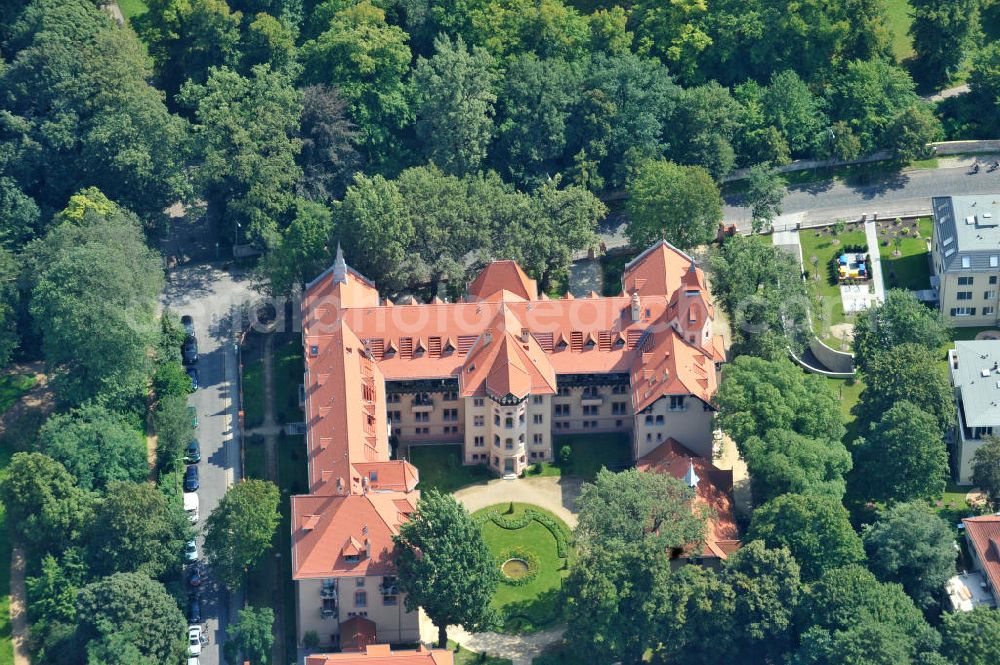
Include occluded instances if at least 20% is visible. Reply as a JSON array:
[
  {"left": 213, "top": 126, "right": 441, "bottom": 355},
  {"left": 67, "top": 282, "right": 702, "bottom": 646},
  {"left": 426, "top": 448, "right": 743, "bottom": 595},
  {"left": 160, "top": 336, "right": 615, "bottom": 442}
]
[{"left": 333, "top": 243, "right": 348, "bottom": 285}]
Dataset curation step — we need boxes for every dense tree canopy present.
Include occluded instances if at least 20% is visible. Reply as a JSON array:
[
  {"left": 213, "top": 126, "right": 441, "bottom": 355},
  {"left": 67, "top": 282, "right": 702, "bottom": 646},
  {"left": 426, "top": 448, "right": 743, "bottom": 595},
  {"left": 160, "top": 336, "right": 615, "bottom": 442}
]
[
  {"left": 852, "top": 289, "right": 950, "bottom": 372},
  {"left": 625, "top": 159, "right": 721, "bottom": 251},
  {"left": 856, "top": 343, "right": 956, "bottom": 434},
  {"left": 972, "top": 436, "right": 1000, "bottom": 503},
  {"left": 909, "top": 0, "right": 982, "bottom": 87},
  {"left": 716, "top": 356, "right": 845, "bottom": 450},
  {"left": 204, "top": 479, "right": 281, "bottom": 589},
  {"left": 862, "top": 502, "right": 956, "bottom": 612},
  {"left": 744, "top": 429, "right": 852, "bottom": 505},
  {"left": 747, "top": 493, "right": 865, "bottom": 580},
  {"left": 940, "top": 607, "right": 1000, "bottom": 665},
  {"left": 394, "top": 490, "right": 500, "bottom": 647}
]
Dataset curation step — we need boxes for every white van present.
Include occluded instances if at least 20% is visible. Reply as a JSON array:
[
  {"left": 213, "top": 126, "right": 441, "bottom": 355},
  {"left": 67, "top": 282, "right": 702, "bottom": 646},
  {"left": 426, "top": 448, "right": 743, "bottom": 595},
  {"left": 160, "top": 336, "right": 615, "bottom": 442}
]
[{"left": 183, "top": 492, "right": 199, "bottom": 523}]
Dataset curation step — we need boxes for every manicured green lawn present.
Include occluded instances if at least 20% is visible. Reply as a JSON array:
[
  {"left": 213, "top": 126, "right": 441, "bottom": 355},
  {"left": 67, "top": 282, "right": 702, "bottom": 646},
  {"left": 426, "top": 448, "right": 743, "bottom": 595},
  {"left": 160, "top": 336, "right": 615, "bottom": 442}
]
[
  {"left": 474, "top": 504, "right": 571, "bottom": 633},
  {"left": 878, "top": 218, "right": 932, "bottom": 291},
  {"left": 0, "top": 373, "right": 35, "bottom": 416},
  {"left": 273, "top": 338, "right": 304, "bottom": 425},
  {"left": 408, "top": 445, "right": 493, "bottom": 493},
  {"left": 118, "top": 0, "right": 148, "bottom": 20},
  {"left": 822, "top": 375, "right": 865, "bottom": 442},
  {"left": 932, "top": 480, "right": 975, "bottom": 526},
  {"left": 884, "top": 0, "right": 914, "bottom": 62},
  {"left": 799, "top": 226, "right": 868, "bottom": 335},
  {"left": 245, "top": 434, "right": 309, "bottom": 660},
  {"left": 534, "top": 432, "right": 631, "bottom": 482},
  {"left": 242, "top": 355, "right": 265, "bottom": 429}
]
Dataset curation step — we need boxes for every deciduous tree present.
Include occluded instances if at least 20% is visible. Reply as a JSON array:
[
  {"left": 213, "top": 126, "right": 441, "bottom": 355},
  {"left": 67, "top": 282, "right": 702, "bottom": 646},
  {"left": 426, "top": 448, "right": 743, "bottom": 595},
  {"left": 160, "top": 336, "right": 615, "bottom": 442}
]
[
  {"left": 204, "top": 479, "right": 281, "bottom": 589},
  {"left": 747, "top": 493, "right": 865, "bottom": 580},
  {"left": 625, "top": 159, "right": 721, "bottom": 251},
  {"left": 972, "top": 436, "right": 1000, "bottom": 503},
  {"left": 297, "top": 85, "right": 361, "bottom": 202},
  {"left": 856, "top": 342, "right": 955, "bottom": 434},
  {"left": 910, "top": 0, "right": 982, "bottom": 87},
  {"left": 256, "top": 199, "right": 337, "bottom": 297},
  {"left": 394, "top": 490, "right": 500, "bottom": 648},
  {"left": 852, "top": 289, "right": 949, "bottom": 372},
  {"left": 745, "top": 163, "right": 786, "bottom": 232},
  {"left": 153, "top": 395, "right": 196, "bottom": 470},
  {"left": 887, "top": 104, "right": 943, "bottom": 162},
  {"left": 229, "top": 606, "right": 274, "bottom": 665},
  {"left": 862, "top": 502, "right": 956, "bottom": 612},
  {"left": 744, "top": 429, "right": 852, "bottom": 505},
  {"left": 940, "top": 606, "right": 1000, "bottom": 665}
]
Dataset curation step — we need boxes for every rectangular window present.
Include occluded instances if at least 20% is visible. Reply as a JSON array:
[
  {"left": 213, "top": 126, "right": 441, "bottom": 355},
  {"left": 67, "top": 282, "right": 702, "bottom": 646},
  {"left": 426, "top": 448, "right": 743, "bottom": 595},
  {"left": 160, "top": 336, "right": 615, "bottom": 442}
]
[
  {"left": 474, "top": 415, "right": 484, "bottom": 427},
  {"left": 533, "top": 433, "right": 543, "bottom": 444},
  {"left": 443, "top": 408, "right": 458, "bottom": 422},
  {"left": 533, "top": 414, "right": 543, "bottom": 424},
  {"left": 644, "top": 415, "right": 653, "bottom": 425},
  {"left": 390, "top": 411, "right": 401, "bottom": 423},
  {"left": 992, "top": 276, "right": 998, "bottom": 285},
  {"left": 951, "top": 307, "right": 976, "bottom": 316},
  {"left": 383, "top": 594, "right": 398, "bottom": 606},
  {"left": 356, "top": 578, "right": 365, "bottom": 587},
  {"left": 962, "top": 256, "right": 972, "bottom": 268},
  {"left": 958, "top": 291, "right": 973, "bottom": 300},
  {"left": 474, "top": 398, "right": 484, "bottom": 407},
  {"left": 655, "top": 414, "right": 664, "bottom": 424},
  {"left": 557, "top": 386, "right": 570, "bottom": 396},
  {"left": 505, "top": 439, "right": 513, "bottom": 450},
  {"left": 532, "top": 395, "right": 543, "bottom": 405},
  {"left": 612, "top": 385, "right": 627, "bottom": 395},
  {"left": 415, "top": 412, "right": 429, "bottom": 422},
  {"left": 355, "top": 591, "right": 367, "bottom": 608},
  {"left": 474, "top": 436, "right": 484, "bottom": 447},
  {"left": 669, "top": 396, "right": 687, "bottom": 411},
  {"left": 959, "top": 276, "right": 974, "bottom": 285},
  {"left": 987, "top": 291, "right": 997, "bottom": 300},
  {"left": 986, "top": 307, "right": 996, "bottom": 316},
  {"left": 443, "top": 391, "right": 457, "bottom": 401}
]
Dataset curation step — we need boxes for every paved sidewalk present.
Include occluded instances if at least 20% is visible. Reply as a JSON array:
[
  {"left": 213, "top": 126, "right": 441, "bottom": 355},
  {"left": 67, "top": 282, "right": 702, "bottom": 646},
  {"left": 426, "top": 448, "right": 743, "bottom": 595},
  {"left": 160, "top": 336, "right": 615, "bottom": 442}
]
[
  {"left": 864, "top": 219, "right": 886, "bottom": 305},
  {"left": 452, "top": 476, "right": 582, "bottom": 528},
  {"left": 419, "top": 612, "right": 565, "bottom": 665}
]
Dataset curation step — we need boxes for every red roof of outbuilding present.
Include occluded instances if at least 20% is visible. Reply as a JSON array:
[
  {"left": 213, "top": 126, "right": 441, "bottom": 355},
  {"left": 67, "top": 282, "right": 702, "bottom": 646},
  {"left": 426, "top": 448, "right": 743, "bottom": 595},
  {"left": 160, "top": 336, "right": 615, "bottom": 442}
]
[
  {"left": 306, "top": 644, "right": 454, "bottom": 664},
  {"left": 964, "top": 515, "right": 1000, "bottom": 594}
]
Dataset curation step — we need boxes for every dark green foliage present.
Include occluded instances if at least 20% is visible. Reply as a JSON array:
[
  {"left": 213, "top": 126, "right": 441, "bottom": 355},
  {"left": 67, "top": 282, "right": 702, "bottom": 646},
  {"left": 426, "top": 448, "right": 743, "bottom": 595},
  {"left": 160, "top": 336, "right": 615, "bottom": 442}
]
[
  {"left": 909, "top": 0, "right": 982, "bottom": 87},
  {"left": 204, "top": 479, "right": 281, "bottom": 589},
  {"left": 745, "top": 163, "right": 786, "bottom": 232},
  {"left": 394, "top": 490, "right": 500, "bottom": 647},
  {"left": 747, "top": 493, "right": 865, "bottom": 580},
  {"left": 887, "top": 104, "right": 943, "bottom": 162},
  {"left": 153, "top": 360, "right": 193, "bottom": 399},
  {"left": 862, "top": 502, "right": 956, "bottom": 612},
  {"left": 856, "top": 343, "right": 956, "bottom": 435},
  {"left": 744, "top": 429, "right": 852, "bottom": 505},
  {"left": 153, "top": 395, "right": 195, "bottom": 470},
  {"left": 940, "top": 606, "right": 1000, "bottom": 665},
  {"left": 852, "top": 289, "right": 950, "bottom": 373},
  {"left": 38, "top": 404, "right": 148, "bottom": 492},
  {"left": 75, "top": 572, "right": 186, "bottom": 664},
  {"left": 229, "top": 606, "right": 275, "bottom": 665},
  {"left": 297, "top": 85, "right": 361, "bottom": 202},
  {"left": 826, "top": 58, "right": 920, "bottom": 154},
  {"left": 972, "top": 436, "right": 1000, "bottom": 503},
  {"left": 625, "top": 159, "right": 721, "bottom": 251}
]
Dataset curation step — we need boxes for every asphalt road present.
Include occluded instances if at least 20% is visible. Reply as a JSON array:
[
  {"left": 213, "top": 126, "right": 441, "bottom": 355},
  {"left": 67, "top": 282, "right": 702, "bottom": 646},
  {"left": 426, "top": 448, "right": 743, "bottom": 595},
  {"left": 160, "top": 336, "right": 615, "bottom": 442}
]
[
  {"left": 162, "top": 264, "right": 254, "bottom": 665},
  {"left": 725, "top": 158, "right": 1000, "bottom": 231}
]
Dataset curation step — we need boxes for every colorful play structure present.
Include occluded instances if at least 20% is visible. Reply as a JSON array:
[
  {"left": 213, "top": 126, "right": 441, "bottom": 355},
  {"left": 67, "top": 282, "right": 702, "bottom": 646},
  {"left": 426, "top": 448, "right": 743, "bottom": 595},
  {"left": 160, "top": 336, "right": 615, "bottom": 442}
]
[{"left": 837, "top": 252, "right": 869, "bottom": 281}]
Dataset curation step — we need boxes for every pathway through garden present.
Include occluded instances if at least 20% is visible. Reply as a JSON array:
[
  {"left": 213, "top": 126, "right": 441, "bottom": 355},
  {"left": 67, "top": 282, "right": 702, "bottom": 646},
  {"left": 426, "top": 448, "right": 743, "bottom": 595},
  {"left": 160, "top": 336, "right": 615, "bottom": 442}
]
[
  {"left": 453, "top": 476, "right": 581, "bottom": 528},
  {"left": 10, "top": 547, "right": 27, "bottom": 665},
  {"left": 419, "top": 612, "right": 566, "bottom": 665}
]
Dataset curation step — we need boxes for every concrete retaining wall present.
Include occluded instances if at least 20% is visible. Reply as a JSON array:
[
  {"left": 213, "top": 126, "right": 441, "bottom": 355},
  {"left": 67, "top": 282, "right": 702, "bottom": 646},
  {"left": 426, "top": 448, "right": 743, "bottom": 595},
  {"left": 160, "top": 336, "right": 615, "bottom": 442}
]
[
  {"left": 789, "top": 347, "right": 855, "bottom": 378},
  {"left": 809, "top": 337, "right": 855, "bottom": 374}
]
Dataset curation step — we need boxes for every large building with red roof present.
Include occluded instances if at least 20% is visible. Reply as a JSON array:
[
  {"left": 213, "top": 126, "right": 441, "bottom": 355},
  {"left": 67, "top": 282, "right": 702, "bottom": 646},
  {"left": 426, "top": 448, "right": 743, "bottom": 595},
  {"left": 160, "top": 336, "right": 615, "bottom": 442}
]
[{"left": 292, "top": 240, "right": 727, "bottom": 649}]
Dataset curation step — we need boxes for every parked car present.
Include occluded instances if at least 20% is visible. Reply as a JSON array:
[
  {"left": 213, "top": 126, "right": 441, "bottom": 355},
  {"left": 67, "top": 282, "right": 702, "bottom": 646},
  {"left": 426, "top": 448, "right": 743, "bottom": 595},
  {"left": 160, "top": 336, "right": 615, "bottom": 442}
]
[
  {"left": 188, "top": 592, "right": 202, "bottom": 624},
  {"left": 184, "top": 439, "right": 201, "bottom": 464},
  {"left": 184, "top": 539, "right": 198, "bottom": 563},
  {"left": 184, "top": 492, "right": 199, "bottom": 524},
  {"left": 187, "top": 405, "right": 198, "bottom": 428},
  {"left": 186, "top": 367, "right": 199, "bottom": 391},
  {"left": 181, "top": 315, "right": 195, "bottom": 337},
  {"left": 183, "top": 465, "right": 199, "bottom": 492},
  {"left": 182, "top": 338, "right": 199, "bottom": 365},
  {"left": 187, "top": 659, "right": 200, "bottom": 665},
  {"left": 187, "top": 626, "right": 203, "bottom": 656},
  {"left": 188, "top": 565, "right": 205, "bottom": 588}
]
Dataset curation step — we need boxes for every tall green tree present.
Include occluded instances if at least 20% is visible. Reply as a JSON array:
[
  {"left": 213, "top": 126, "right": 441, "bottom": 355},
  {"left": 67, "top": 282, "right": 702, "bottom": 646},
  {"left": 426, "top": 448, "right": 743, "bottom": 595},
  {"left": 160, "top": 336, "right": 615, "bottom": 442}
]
[
  {"left": 862, "top": 502, "right": 956, "bottom": 612},
  {"left": 970, "top": 42, "right": 1000, "bottom": 135},
  {"left": 334, "top": 174, "right": 415, "bottom": 291},
  {"left": 29, "top": 199, "right": 163, "bottom": 410},
  {"left": 180, "top": 65, "right": 303, "bottom": 247},
  {"left": 761, "top": 70, "right": 827, "bottom": 155},
  {"left": 625, "top": 159, "right": 722, "bottom": 251},
  {"left": 827, "top": 58, "right": 920, "bottom": 153},
  {"left": 744, "top": 429, "right": 852, "bottom": 505},
  {"left": 153, "top": 394, "right": 196, "bottom": 469},
  {"left": 972, "top": 436, "right": 1000, "bottom": 503},
  {"left": 204, "top": 479, "right": 281, "bottom": 589},
  {"left": 654, "top": 564, "right": 736, "bottom": 665},
  {"left": 744, "top": 163, "right": 786, "bottom": 232},
  {"left": 851, "top": 401, "right": 948, "bottom": 504},
  {"left": 631, "top": 0, "right": 710, "bottom": 83},
  {"left": 0, "top": 247, "right": 19, "bottom": 367},
  {"left": 909, "top": 0, "right": 982, "bottom": 87},
  {"left": 229, "top": 606, "right": 275, "bottom": 665},
  {"left": 393, "top": 490, "right": 499, "bottom": 648},
  {"left": 940, "top": 606, "right": 1000, "bottom": 665},
  {"left": 0, "top": 453, "right": 93, "bottom": 556},
  {"left": 576, "top": 468, "right": 708, "bottom": 549},
  {"left": 87, "top": 482, "right": 190, "bottom": 579},
  {"left": 300, "top": 1, "right": 412, "bottom": 165},
  {"left": 708, "top": 234, "right": 811, "bottom": 358},
  {"left": 856, "top": 343, "right": 955, "bottom": 434},
  {"left": 38, "top": 405, "right": 147, "bottom": 492},
  {"left": 75, "top": 572, "right": 186, "bottom": 664},
  {"left": 886, "top": 104, "right": 942, "bottom": 162},
  {"left": 256, "top": 199, "right": 337, "bottom": 297},
  {"left": 715, "top": 356, "right": 845, "bottom": 450},
  {"left": 0, "top": 177, "right": 40, "bottom": 250},
  {"left": 747, "top": 493, "right": 865, "bottom": 580},
  {"left": 413, "top": 35, "right": 498, "bottom": 175},
  {"left": 297, "top": 85, "right": 361, "bottom": 202},
  {"left": 25, "top": 550, "right": 87, "bottom": 664},
  {"left": 852, "top": 289, "right": 950, "bottom": 372},
  {"left": 667, "top": 83, "right": 741, "bottom": 177},
  {"left": 241, "top": 11, "right": 297, "bottom": 72}
]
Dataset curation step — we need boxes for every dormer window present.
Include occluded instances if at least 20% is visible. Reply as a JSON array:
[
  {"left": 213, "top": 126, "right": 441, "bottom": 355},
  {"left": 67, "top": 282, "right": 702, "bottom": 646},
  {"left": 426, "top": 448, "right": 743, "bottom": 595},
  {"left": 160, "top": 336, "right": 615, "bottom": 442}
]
[{"left": 309, "top": 345, "right": 319, "bottom": 357}]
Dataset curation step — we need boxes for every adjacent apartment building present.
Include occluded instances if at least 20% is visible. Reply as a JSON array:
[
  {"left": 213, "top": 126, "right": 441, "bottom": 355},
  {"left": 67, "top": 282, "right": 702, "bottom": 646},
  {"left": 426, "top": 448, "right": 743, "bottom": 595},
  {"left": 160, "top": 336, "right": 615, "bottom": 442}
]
[
  {"left": 291, "top": 240, "right": 726, "bottom": 649},
  {"left": 931, "top": 195, "right": 1000, "bottom": 326},
  {"left": 948, "top": 340, "right": 1000, "bottom": 484}
]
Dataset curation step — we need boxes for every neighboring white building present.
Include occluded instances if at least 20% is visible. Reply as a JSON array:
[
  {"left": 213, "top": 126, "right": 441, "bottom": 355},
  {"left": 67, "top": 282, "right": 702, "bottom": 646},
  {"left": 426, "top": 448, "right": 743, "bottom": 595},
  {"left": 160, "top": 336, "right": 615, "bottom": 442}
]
[{"left": 948, "top": 340, "right": 1000, "bottom": 484}]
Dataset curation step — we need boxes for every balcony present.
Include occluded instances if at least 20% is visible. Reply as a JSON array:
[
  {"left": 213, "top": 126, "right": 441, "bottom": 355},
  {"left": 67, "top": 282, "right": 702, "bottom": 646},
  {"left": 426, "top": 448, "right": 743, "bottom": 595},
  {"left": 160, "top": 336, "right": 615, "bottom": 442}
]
[{"left": 411, "top": 397, "right": 434, "bottom": 412}]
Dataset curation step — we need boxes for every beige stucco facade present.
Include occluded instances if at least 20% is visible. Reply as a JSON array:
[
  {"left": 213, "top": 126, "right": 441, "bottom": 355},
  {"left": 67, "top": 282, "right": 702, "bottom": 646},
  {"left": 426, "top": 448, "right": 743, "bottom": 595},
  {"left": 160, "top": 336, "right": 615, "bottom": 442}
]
[{"left": 295, "top": 576, "right": 420, "bottom": 648}]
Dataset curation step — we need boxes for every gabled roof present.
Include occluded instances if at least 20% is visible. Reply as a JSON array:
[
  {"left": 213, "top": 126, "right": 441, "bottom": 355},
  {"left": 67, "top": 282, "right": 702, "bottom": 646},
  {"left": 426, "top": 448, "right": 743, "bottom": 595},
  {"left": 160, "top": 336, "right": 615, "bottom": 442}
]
[
  {"left": 460, "top": 306, "right": 556, "bottom": 399},
  {"left": 631, "top": 328, "right": 717, "bottom": 412},
  {"left": 306, "top": 644, "right": 454, "bottom": 665},
  {"left": 964, "top": 515, "right": 1000, "bottom": 594},
  {"left": 622, "top": 240, "right": 695, "bottom": 297},
  {"left": 637, "top": 438, "right": 740, "bottom": 559},
  {"left": 291, "top": 491, "right": 417, "bottom": 579},
  {"left": 467, "top": 260, "right": 538, "bottom": 301}
]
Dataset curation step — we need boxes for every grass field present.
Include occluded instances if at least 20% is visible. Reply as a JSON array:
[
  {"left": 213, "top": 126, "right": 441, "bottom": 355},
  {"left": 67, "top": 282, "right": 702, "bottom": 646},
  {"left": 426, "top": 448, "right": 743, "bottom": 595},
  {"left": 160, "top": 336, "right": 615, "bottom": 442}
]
[
  {"left": 450, "top": 641, "right": 513, "bottom": 665},
  {"left": 474, "top": 504, "right": 571, "bottom": 633},
  {"left": 117, "top": 0, "right": 148, "bottom": 20},
  {"left": 408, "top": 445, "right": 493, "bottom": 494},
  {"left": 878, "top": 217, "right": 933, "bottom": 291},
  {"left": 884, "top": 0, "right": 914, "bottom": 62},
  {"left": 532, "top": 432, "right": 632, "bottom": 481},
  {"left": 272, "top": 338, "right": 304, "bottom": 425},
  {"left": 799, "top": 225, "right": 868, "bottom": 335}
]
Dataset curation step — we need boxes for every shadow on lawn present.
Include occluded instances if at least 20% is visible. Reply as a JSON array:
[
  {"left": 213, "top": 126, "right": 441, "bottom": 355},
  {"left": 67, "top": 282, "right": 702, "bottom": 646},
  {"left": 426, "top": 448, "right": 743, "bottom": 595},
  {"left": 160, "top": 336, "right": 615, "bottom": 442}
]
[{"left": 501, "top": 587, "right": 565, "bottom": 634}]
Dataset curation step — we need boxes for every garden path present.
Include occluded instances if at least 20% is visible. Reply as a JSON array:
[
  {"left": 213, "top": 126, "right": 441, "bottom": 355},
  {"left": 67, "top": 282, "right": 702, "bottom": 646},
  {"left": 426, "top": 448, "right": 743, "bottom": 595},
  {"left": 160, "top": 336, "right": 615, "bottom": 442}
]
[
  {"left": 419, "top": 611, "right": 566, "bottom": 665},
  {"left": 10, "top": 547, "right": 27, "bottom": 665},
  {"left": 453, "top": 476, "right": 581, "bottom": 528}
]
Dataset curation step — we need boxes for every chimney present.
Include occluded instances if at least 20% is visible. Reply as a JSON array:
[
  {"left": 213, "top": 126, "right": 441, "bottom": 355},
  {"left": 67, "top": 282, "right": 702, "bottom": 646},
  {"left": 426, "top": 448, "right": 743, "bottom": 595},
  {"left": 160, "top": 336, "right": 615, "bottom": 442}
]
[
  {"left": 364, "top": 539, "right": 371, "bottom": 560},
  {"left": 630, "top": 292, "right": 642, "bottom": 321}
]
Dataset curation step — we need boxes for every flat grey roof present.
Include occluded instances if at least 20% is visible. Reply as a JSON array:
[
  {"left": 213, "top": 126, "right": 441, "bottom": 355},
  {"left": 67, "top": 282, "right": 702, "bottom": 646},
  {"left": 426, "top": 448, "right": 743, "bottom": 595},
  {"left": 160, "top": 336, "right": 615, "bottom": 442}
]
[
  {"left": 951, "top": 340, "right": 1000, "bottom": 427},
  {"left": 933, "top": 195, "right": 1000, "bottom": 272}
]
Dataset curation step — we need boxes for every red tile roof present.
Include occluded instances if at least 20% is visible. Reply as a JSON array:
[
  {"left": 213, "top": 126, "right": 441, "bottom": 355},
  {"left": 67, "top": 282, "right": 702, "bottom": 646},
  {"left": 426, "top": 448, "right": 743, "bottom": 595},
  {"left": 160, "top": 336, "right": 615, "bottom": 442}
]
[
  {"left": 637, "top": 438, "right": 740, "bottom": 559},
  {"left": 964, "top": 515, "right": 1000, "bottom": 594},
  {"left": 305, "top": 644, "right": 454, "bottom": 665},
  {"left": 467, "top": 260, "right": 537, "bottom": 301}
]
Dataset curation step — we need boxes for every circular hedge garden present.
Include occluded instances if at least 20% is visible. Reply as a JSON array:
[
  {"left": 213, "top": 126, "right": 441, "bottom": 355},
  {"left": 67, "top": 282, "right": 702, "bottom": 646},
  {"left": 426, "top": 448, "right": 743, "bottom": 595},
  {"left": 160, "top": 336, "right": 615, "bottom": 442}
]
[{"left": 473, "top": 503, "right": 573, "bottom": 633}]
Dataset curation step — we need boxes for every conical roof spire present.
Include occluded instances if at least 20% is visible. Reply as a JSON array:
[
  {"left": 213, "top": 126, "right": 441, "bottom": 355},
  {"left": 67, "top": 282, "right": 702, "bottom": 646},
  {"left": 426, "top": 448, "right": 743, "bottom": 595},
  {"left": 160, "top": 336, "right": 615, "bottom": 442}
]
[
  {"left": 684, "top": 460, "right": 700, "bottom": 488},
  {"left": 333, "top": 243, "right": 348, "bottom": 285}
]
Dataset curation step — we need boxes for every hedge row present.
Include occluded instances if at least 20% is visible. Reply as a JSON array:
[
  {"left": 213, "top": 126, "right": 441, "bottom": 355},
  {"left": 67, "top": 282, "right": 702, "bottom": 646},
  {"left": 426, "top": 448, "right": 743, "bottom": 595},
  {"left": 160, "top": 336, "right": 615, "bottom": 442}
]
[
  {"left": 478, "top": 508, "right": 572, "bottom": 559},
  {"left": 498, "top": 546, "right": 540, "bottom": 586}
]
